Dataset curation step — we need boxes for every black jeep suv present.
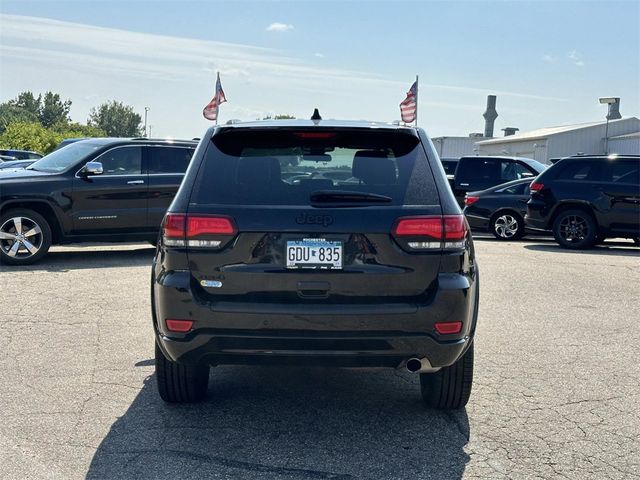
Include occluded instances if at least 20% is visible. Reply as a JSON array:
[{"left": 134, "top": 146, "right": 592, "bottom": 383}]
[
  {"left": 526, "top": 155, "right": 640, "bottom": 249},
  {"left": 0, "top": 138, "right": 197, "bottom": 265},
  {"left": 152, "top": 119, "right": 480, "bottom": 409},
  {"left": 452, "top": 155, "right": 546, "bottom": 206}
]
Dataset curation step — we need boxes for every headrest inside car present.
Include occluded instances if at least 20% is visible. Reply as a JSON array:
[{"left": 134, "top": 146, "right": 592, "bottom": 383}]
[
  {"left": 236, "top": 157, "right": 282, "bottom": 185},
  {"left": 352, "top": 150, "right": 397, "bottom": 185}
]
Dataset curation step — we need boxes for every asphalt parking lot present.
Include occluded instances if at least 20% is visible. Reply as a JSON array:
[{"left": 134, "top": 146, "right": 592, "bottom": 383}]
[{"left": 0, "top": 238, "right": 638, "bottom": 479}]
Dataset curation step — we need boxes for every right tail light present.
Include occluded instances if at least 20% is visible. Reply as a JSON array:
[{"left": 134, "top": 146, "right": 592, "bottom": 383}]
[
  {"left": 530, "top": 182, "right": 544, "bottom": 192},
  {"left": 393, "top": 215, "right": 467, "bottom": 251}
]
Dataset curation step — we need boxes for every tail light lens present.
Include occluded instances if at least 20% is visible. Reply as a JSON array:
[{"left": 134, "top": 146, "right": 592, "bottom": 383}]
[
  {"left": 530, "top": 182, "right": 544, "bottom": 192},
  {"left": 166, "top": 319, "right": 194, "bottom": 333},
  {"left": 393, "top": 215, "right": 467, "bottom": 250},
  {"left": 434, "top": 321, "right": 463, "bottom": 334},
  {"left": 162, "top": 213, "right": 237, "bottom": 249},
  {"left": 465, "top": 195, "right": 479, "bottom": 206}
]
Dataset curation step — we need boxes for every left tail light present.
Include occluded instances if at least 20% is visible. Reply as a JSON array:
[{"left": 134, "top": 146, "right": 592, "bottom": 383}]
[{"left": 162, "top": 213, "right": 237, "bottom": 249}]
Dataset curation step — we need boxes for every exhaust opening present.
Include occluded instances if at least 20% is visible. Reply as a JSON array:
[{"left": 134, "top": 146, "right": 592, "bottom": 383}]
[{"left": 406, "top": 358, "right": 422, "bottom": 373}]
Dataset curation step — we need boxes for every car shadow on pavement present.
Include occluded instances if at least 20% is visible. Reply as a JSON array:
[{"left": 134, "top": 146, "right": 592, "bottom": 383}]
[
  {"left": 0, "top": 246, "right": 155, "bottom": 272},
  {"left": 524, "top": 242, "right": 639, "bottom": 257},
  {"left": 87, "top": 366, "right": 470, "bottom": 479}
]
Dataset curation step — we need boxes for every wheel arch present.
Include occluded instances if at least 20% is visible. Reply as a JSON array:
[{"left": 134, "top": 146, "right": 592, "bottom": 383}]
[
  {"left": 548, "top": 201, "right": 598, "bottom": 231},
  {"left": 0, "top": 200, "right": 63, "bottom": 244}
]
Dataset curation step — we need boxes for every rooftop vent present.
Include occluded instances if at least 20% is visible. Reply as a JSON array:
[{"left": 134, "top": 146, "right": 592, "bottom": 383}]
[{"left": 502, "top": 127, "right": 519, "bottom": 137}]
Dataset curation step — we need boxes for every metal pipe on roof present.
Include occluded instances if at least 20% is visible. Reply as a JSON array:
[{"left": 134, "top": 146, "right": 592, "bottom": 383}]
[{"left": 483, "top": 95, "right": 498, "bottom": 138}]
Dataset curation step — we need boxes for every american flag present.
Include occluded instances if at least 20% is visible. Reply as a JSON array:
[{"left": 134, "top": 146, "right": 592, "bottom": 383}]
[
  {"left": 399, "top": 80, "right": 418, "bottom": 123},
  {"left": 203, "top": 72, "right": 227, "bottom": 122}
]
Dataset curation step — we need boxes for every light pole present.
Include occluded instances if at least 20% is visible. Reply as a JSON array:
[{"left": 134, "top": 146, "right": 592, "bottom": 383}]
[
  {"left": 144, "top": 107, "right": 150, "bottom": 138},
  {"left": 599, "top": 97, "right": 620, "bottom": 154}
]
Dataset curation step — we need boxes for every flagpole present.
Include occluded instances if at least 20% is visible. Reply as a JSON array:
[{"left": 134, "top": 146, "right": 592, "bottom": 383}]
[
  {"left": 215, "top": 72, "right": 220, "bottom": 126},
  {"left": 415, "top": 75, "right": 419, "bottom": 127}
]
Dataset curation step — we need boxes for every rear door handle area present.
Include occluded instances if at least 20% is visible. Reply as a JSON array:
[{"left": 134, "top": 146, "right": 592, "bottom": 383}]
[
  {"left": 127, "top": 180, "right": 145, "bottom": 185},
  {"left": 297, "top": 281, "right": 330, "bottom": 299}
]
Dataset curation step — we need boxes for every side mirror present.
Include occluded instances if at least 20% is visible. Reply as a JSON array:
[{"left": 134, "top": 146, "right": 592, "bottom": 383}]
[{"left": 83, "top": 161, "right": 103, "bottom": 176}]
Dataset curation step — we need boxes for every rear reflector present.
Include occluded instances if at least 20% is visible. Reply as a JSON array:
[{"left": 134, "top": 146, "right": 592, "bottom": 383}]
[
  {"left": 465, "top": 196, "right": 480, "bottom": 206},
  {"left": 434, "top": 321, "right": 462, "bottom": 334},
  {"left": 530, "top": 182, "right": 544, "bottom": 192},
  {"left": 393, "top": 215, "right": 467, "bottom": 250},
  {"left": 166, "top": 319, "right": 193, "bottom": 333}
]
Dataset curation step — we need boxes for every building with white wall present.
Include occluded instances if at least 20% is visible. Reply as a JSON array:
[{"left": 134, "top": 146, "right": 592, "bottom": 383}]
[{"left": 474, "top": 117, "right": 640, "bottom": 164}]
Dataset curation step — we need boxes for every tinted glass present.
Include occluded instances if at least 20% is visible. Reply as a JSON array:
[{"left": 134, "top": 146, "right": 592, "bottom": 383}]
[
  {"left": 456, "top": 159, "right": 502, "bottom": 182},
  {"left": 556, "top": 161, "right": 594, "bottom": 181},
  {"left": 441, "top": 160, "right": 458, "bottom": 175},
  {"left": 28, "top": 141, "right": 104, "bottom": 173},
  {"left": 605, "top": 160, "right": 640, "bottom": 184},
  {"left": 97, "top": 147, "right": 142, "bottom": 175},
  {"left": 193, "top": 129, "right": 438, "bottom": 206},
  {"left": 148, "top": 146, "right": 194, "bottom": 174}
]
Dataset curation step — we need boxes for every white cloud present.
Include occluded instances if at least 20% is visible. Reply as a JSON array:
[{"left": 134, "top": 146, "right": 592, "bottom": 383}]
[
  {"left": 567, "top": 50, "right": 585, "bottom": 66},
  {"left": 315, "top": 53, "right": 325, "bottom": 58},
  {"left": 542, "top": 54, "right": 554, "bottom": 62},
  {"left": 266, "top": 22, "right": 294, "bottom": 32}
]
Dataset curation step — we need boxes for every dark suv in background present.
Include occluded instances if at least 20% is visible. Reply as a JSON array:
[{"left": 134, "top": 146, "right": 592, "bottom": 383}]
[
  {"left": 152, "top": 119, "right": 480, "bottom": 409},
  {"left": 451, "top": 155, "right": 546, "bottom": 206},
  {"left": 527, "top": 155, "right": 640, "bottom": 249},
  {"left": 0, "top": 138, "right": 196, "bottom": 265}
]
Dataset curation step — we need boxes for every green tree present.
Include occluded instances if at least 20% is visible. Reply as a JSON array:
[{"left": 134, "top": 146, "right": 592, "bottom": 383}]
[
  {"left": 39, "top": 91, "right": 72, "bottom": 127},
  {"left": 8, "top": 91, "right": 42, "bottom": 117},
  {"left": 51, "top": 121, "right": 106, "bottom": 138},
  {"left": 0, "top": 122, "right": 59, "bottom": 154},
  {"left": 0, "top": 104, "right": 38, "bottom": 133},
  {"left": 88, "top": 101, "right": 142, "bottom": 137}
]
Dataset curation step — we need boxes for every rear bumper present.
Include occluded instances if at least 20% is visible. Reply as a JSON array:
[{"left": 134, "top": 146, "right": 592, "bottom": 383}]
[{"left": 152, "top": 270, "right": 479, "bottom": 369}]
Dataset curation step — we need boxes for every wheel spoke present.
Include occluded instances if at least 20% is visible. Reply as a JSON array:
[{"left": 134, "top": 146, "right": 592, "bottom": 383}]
[
  {"left": 24, "top": 226, "right": 42, "bottom": 237},
  {"left": 12, "top": 217, "right": 23, "bottom": 235},
  {"left": 7, "top": 241, "right": 20, "bottom": 257},
  {"left": 21, "top": 239, "right": 39, "bottom": 255},
  {"left": 0, "top": 231, "right": 17, "bottom": 241}
]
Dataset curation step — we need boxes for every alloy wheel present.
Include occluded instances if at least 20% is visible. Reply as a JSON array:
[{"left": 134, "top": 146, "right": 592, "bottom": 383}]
[
  {"left": 558, "top": 214, "right": 589, "bottom": 243},
  {"left": 0, "top": 216, "right": 44, "bottom": 259},
  {"left": 493, "top": 214, "right": 519, "bottom": 239}
]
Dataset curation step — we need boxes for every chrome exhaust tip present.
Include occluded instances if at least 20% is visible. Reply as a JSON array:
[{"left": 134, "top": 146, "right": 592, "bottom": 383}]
[{"left": 405, "top": 357, "right": 440, "bottom": 374}]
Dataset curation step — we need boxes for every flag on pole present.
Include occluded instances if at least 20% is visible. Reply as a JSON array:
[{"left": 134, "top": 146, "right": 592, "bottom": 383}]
[
  {"left": 203, "top": 72, "right": 227, "bottom": 122},
  {"left": 399, "top": 80, "right": 418, "bottom": 124}
]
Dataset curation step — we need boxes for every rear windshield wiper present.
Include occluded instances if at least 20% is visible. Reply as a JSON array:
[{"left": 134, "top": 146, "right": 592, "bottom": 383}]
[{"left": 310, "top": 190, "right": 393, "bottom": 205}]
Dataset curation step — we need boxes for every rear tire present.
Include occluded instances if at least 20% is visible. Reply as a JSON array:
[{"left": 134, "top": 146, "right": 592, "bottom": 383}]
[
  {"left": 490, "top": 211, "right": 525, "bottom": 240},
  {"left": 0, "top": 208, "right": 52, "bottom": 265},
  {"left": 420, "top": 344, "right": 474, "bottom": 409},
  {"left": 552, "top": 208, "right": 597, "bottom": 250},
  {"left": 155, "top": 342, "right": 209, "bottom": 403}
]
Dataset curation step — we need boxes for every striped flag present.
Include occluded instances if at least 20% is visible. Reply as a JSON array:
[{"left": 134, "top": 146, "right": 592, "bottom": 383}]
[
  {"left": 399, "top": 80, "right": 418, "bottom": 123},
  {"left": 203, "top": 72, "right": 227, "bottom": 122}
]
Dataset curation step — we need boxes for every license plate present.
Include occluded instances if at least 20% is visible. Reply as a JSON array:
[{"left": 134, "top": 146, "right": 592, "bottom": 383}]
[{"left": 286, "top": 239, "right": 343, "bottom": 269}]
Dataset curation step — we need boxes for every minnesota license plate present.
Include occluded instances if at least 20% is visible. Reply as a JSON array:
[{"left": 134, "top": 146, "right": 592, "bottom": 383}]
[{"left": 286, "top": 239, "right": 343, "bottom": 269}]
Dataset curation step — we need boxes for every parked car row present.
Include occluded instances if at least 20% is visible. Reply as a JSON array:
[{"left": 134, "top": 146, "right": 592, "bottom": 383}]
[{"left": 445, "top": 154, "right": 640, "bottom": 248}]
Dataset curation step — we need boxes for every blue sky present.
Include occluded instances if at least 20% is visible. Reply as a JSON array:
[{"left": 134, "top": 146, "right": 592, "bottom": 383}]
[{"left": 1, "top": 0, "right": 638, "bottom": 138}]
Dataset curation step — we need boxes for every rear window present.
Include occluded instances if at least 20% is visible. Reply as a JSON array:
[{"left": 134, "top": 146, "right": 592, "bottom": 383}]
[{"left": 192, "top": 129, "right": 438, "bottom": 206}]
